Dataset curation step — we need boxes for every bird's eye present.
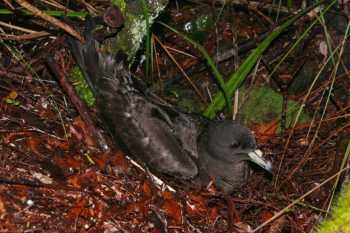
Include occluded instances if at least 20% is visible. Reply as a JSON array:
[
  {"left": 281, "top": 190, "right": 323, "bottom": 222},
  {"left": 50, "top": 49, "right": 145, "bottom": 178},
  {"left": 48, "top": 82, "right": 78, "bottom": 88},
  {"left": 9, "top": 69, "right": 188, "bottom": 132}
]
[{"left": 230, "top": 141, "right": 239, "bottom": 148}]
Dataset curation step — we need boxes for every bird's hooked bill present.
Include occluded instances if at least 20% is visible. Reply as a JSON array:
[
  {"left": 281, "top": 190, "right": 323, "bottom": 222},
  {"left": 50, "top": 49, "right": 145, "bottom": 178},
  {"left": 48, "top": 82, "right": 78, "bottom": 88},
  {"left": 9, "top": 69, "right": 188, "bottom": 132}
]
[{"left": 247, "top": 149, "right": 272, "bottom": 174}]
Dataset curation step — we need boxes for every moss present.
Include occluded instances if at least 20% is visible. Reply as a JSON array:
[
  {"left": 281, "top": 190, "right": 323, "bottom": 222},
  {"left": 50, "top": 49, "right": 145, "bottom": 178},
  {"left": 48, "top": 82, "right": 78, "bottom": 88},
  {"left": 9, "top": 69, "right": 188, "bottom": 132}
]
[
  {"left": 69, "top": 66, "right": 95, "bottom": 107},
  {"left": 240, "top": 86, "right": 309, "bottom": 129},
  {"left": 111, "top": 0, "right": 126, "bottom": 12},
  {"left": 110, "top": 0, "right": 168, "bottom": 59},
  {"left": 316, "top": 181, "right": 350, "bottom": 233}
]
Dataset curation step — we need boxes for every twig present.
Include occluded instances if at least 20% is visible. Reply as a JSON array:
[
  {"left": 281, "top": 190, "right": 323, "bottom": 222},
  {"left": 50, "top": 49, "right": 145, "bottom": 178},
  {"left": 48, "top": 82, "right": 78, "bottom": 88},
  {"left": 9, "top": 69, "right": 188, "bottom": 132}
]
[
  {"left": 3, "top": 0, "right": 15, "bottom": 10},
  {"left": 39, "top": 0, "right": 71, "bottom": 12},
  {"left": 0, "top": 31, "right": 50, "bottom": 40},
  {"left": 252, "top": 165, "right": 350, "bottom": 232},
  {"left": 0, "top": 20, "right": 37, "bottom": 33},
  {"left": 0, "top": 69, "right": 32, "bottom": 81},
  {"left": 46, "top": 56, "right": 109, "bottom": 151},
  {"left": 153, "top": 34, "right": 206, "bottom": 103},
  {"left": 15, "top": 0, "right": 83, "bottom": 41},
  {"left": 76, "top": 0, "right": 98, "bottom": 15}
]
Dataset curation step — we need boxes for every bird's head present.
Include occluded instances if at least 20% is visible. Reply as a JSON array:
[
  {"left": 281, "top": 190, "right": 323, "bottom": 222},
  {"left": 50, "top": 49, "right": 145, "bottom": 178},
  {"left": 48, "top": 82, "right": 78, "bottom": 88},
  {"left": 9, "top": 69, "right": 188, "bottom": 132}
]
[{"left": 205, "top": 120, "right": 272, "bottom": 174}]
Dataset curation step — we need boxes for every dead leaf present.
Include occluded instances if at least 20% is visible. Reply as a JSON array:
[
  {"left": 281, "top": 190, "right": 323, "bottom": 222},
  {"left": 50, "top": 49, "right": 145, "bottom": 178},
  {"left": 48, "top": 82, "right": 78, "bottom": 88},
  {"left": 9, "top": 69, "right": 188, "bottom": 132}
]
[
  {"left": 126, "top": 200, "right": 148, "bottom": 216},
  {"left": 0, "top": 197, "right": 6, "bottom": 216},
  {"left": 27, "top": 136, "right": 42, "bottom": 155},
  {"left": 142, "top": 180, "right": 152, "bottom": 198},
  {"left": 46, "top": 137, "right": 69, "bottom": 150},
  {"left": 234, "top": 221, "right": 252, "bottom": 233},
  {"left": 162, "top": 191, "right": 175, "bottom": 200},
  {"left": 208, "top": 207, "right": 219, "bottom": 225},
  {"left": 254, "top": 120, "right": 278, "bottom": 143},
  {"left": 185, "top": 194, "right": 207, "bottom": 217},
  {"left": 93, "top": 152, "right": 109, "bottom": 169},
  {"left": 110, "top": 150, "right": 130, "bottom": 176},
  {"left": 259, "top": 210, "right": 274, "bottom": 223},
  {"left": 67, "top": 175, "right": 80, "bottom": 188},
  {"left": 3, "top": 131, "right": 32, "bottom": 144},
  {"left": 68, "top": 198, "right": 88, "bottom": 218},
  {"left": 67, "top": 170, "right": 97, "bottom": 188},
  {"left": 267, "top": 214, "right": 286, "bottom": 233},
  {"left": 6, "top": 90, "right": 18, "bottom": 100},
  {"left": 54, "top": 155, "right": 82, "bottom": 170},
  {"left": 70, "top": 116, "right": 95, "bottom": 147},
  {"left": 161, "top": 198, "right": 182, "bottom": 225}
]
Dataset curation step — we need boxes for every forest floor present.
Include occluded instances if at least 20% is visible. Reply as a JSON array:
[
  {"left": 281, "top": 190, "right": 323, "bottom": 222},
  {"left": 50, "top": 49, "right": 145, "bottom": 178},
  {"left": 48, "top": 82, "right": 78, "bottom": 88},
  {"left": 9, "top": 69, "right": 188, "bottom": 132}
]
[{"left": 0, "top": 1, "right": 349, "bottom": 232}]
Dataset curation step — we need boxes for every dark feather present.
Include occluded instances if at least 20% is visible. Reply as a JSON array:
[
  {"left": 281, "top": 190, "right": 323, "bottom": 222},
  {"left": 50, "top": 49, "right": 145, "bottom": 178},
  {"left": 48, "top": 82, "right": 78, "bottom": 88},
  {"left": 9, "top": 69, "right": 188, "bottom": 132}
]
[{"left": 67, "top": 20, "right": 272, "bottom": 193}]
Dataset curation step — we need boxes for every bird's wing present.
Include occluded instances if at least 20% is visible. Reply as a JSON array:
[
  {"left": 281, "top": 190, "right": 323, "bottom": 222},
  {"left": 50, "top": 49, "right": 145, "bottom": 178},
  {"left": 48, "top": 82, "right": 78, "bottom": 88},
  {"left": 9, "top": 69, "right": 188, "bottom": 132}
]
[
  {"left": 67, "top": 20, "right": 199, "bottom": 180},
  {"left": 149, "top": 102, "right": 207, "bottom": 160}
]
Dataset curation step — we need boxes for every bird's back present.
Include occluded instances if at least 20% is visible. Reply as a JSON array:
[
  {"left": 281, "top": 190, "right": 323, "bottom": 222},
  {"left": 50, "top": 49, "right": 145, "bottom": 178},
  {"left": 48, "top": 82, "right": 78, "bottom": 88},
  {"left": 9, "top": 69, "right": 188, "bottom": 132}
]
[{"left": 68, "top": 29, "right": 200, "bottom": 180}]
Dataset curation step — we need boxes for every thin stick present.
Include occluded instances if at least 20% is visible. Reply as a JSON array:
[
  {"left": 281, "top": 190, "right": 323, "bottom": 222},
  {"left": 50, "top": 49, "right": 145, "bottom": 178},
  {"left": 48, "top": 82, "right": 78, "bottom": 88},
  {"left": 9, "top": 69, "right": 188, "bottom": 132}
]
[
  {"left": 15, "top": 0, "right": 83, "bottom": 41},
  {"left": 252, "top": 166, "right": 350, "bottom": 232},
  {"left": 0, "top": 20, "right": 37, "bottom": 33}
]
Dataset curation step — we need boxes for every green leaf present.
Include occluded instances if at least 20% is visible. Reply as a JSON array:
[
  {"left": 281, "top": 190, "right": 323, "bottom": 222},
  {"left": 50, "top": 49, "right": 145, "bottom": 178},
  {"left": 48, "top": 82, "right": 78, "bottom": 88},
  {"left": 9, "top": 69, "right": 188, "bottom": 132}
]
[{"left": 204, "top": 0, "right": 332, "bottom": 119}]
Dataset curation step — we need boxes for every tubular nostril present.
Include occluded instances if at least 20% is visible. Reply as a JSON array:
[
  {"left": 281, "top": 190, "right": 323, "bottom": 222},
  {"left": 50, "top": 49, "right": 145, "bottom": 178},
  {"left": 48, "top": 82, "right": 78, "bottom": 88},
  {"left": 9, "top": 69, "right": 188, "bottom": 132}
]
[{"left": 230, "top": 141, "right": 240, "bottom": 148}]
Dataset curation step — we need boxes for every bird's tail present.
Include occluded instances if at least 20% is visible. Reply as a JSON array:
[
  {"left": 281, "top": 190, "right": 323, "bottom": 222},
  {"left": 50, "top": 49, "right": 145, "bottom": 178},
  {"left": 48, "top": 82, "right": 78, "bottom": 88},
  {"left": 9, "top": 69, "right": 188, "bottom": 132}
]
[
  {"left": 67, "top": 20, "right": 99, "bottom": 94},
  {"left": 67, "top": 18, "right": 127, "bottom": 96}
]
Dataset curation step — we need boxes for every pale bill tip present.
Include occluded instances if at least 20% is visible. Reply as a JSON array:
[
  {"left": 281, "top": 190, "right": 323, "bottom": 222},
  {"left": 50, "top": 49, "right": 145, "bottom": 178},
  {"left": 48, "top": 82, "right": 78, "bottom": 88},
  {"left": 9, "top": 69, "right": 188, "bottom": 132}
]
[{"left": 248, "top": 149, "right": 272, "bottom": 172}]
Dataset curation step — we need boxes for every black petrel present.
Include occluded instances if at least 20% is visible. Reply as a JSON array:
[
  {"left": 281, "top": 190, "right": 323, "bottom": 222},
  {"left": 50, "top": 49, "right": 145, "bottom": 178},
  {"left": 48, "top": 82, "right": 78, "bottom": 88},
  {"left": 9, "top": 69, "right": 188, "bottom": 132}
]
[{"left": 68, "top": 22, "right": 272, "bottom": 193}]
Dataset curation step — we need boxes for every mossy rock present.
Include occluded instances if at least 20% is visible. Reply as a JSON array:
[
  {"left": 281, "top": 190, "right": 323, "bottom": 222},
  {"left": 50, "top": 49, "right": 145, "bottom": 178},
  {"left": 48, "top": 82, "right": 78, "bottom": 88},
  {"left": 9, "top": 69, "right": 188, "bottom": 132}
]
[
  {"left": 315, "top": 141, "right": 350, "bottom": 233},
  {"left": 316, "top": 181, "right": 350, "bottom": 233},
  {"left": 239, "top": 86, "right": 309, "bottom": 130},
  {"left": 110, "top": 0, "right": 169, "bottom": 59}
]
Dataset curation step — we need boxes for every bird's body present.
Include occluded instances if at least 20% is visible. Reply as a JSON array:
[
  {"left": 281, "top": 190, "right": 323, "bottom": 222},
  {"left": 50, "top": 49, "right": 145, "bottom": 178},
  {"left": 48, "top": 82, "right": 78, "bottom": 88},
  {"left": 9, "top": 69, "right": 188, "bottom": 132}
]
[{"left": 68, "top": 22, "right": 271, "bottom": 193}]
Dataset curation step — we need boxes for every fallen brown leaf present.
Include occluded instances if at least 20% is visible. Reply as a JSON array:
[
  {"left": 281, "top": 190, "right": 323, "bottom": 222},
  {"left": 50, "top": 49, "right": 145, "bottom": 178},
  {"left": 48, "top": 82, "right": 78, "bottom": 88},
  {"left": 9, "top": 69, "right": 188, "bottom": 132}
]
[{"left": 254, "top": 120, "right": 278, "bottom": 144}]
